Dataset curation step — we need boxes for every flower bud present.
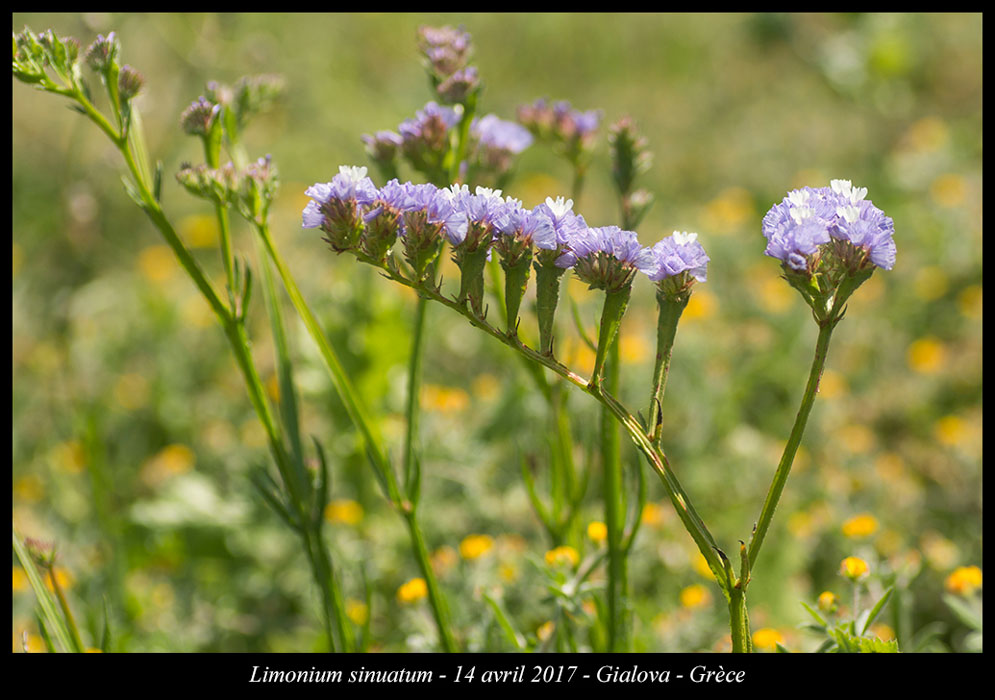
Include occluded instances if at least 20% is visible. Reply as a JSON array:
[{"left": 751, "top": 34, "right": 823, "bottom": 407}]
[
  {"left": 180, "top": 96, "right": 221, "bottom": 137},
  {"left": 84, "top": 32, "right": 118, "bottom": 73},
  {"left": 117, "top": 64, "right": 144, "bottom": 101}
]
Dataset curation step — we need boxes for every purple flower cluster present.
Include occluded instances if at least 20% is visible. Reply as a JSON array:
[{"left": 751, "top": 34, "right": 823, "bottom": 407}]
[
  {"left": 762, "top": 180, "right": 896, "bottom": 272},
  {"left": 646, "top": 231, "right": 710, "bottom": 284},
  {"left": 396, "top": 101, "right": 461, "bottom": 177},
  {"left": 517, "top": 97, "right": 602, "bottom": 148},
  {"left": 417, "top": 25, "right": 472, "bottom": 80},
  {"left": 304, "top": 168, "right": 703, "bottom": 297}
]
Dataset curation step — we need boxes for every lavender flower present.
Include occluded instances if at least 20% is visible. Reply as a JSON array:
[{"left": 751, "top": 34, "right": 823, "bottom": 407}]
[
  {"left": 534, "top": 196, "right": 587, "bottom": 255},
  {"left": 558, "top": 225, "right": 655, "bottom": 293},
  {"left": 494, "top": 200, "right": 555, "bottom": 263},
  {"left": 828, "top": 180, "right": 896, "bottom": 271},
  {"left": 362, "top": 130, "right": 403, "bottom": 162},
  {"left": 762, "top": 181, "right": 895, "bottom": 273},
  {"left": 647, "top": 231, "right": 709, "bottom": 283},
  {"left": 302, "top": 165, "right": 378, "bottom": 253},
  {"left": 473, "top": 114, "right": 533, "bottom": 155},
  {"left": 398, "top": 101, "right": 461, "bottom": 179},
  {"left": 417, "top": 24, "right": 472, "bottom": 79},
  {"left": 437, "top": 66, "right": 480, "bottom": 104},
  {"left": 492, "top": 200, "right": 555, "bottom": 335},
  {"left": 764, "top": 180, "right": 896, "bottom": 324},
  {"left": 350, "top": 178, "right": 405, "bottom": 264},
  {"left": 395, "top": 183, "right": 466, "bottom": 280},
  {"left": 449, "top": 186, "right": 510, "bottom": 314}
]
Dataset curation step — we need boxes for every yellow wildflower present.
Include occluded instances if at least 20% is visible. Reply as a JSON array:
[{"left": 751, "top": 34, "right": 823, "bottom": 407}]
[
  {"left": 679, "top": 584, "right": 711, "bottom": 609},
  {"left": 957, "top": 285, "right": 982, "bottom": 320},
  {"left": 324, "top": 499, "right": 363, "bottom": 526},
  {"left": 701, "top": 187, "right": 754, "bottom": 234},
  {"left": 397, "top": 577, "right": 427, "bottom": 604},
  {"left": 536, "top": 620, "right": 555, "bottom": 642},
  {"left": 13, "top": 475, "right": 44, "bottom": 503},
  {"left": 421, "top": 384, "right": 469, "bottom": 414},
  {"left": 544, "top": 546, "right": 580, "bottom": 568},
  {"left": 459, "top": 534, "right": 494, "bottom": 560},
  {"left": 945, "top": 565, "right": 982, "bottom": 596},
  {"left": 140, "top": 444, "right": 195, "bottom": 486},
  {"left": 818, "top": 369, "right": 847, "bottom": 399},
  {"left": 934, "top": 415, "right": 969, "bottom": 447},
  {"left": 12, "top": 567, "right": 28, "bottom": 593},
  {"left": 641, "top": 502, "right": 665, "bottom": 527},
  {"left": 840, "top": 556, "right": 869, "bottom": 581},
  {"left": 431, "top": 545, "right": 459, "bottom": 577},
  {"left": 837, "top": 424, "right": 875, "bottom": 455},
  {"left": 587, "top": 521, "right": 607, "bottom": 544},
  {"left": 751, "top": 628, "right": 784, "bottom": 650},
  {"left": 907, "top": 337, "right": 946, "bottom": 374},
  {"left": 842, "top": 514, "right": 879, "bottom": 539},
  {"left": 930, "top": 173, "right": 966, "bottom": 208},
  {"left": 44, "top": 567, "right": 73, "bottom": 593},
  {"left": 499, "top": 563, "right": 519, "bottom": 583},
  {"left": 682, "top": 289, "right": 716, "bottom": 321},
  {"left": 137, "top": 245, "right": 177, "bottom": 283},
  {"left": 817, "top": 591, "right": 837, "bottom": 613},
  {"left": 346, "top": 599, "right": 369, "bottom": 625},
  {"left": 178, "top": 213, "right": 220, "bottom": 248},
  {"left": 871, "top": 623, "right": 896, "bottom": 641},
  {"left": 692, "top": 552, "right": 716, "bottom": 580}
]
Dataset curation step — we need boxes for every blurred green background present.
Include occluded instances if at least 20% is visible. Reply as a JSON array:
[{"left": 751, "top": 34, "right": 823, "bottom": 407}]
[{"left": 12, "top": 13, "right": 982, "bottom": 652}]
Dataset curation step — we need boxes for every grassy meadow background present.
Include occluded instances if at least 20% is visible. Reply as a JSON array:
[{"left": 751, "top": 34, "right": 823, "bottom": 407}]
[{"left": 12, "top": 13, "right": 982, "bottom": 652}]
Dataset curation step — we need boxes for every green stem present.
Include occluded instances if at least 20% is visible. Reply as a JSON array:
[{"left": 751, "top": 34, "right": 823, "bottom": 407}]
[
  {"left": 304, "top": 525, "right": 353, "bottom": 652},
  {"left": 729, "top": 587, "right": 749, "bottom": 653},
  {"left": 381, "top": 264, "right": 730, "bottom": 591},
  {"left": 403, "top": 511, "right": 459, "bottom": 652},
  {"left": 255, "top": 224, "right": 397, "bottom": 500},
  {"left": 602, "top": 339, "right": 629, "bottom": 651},
  {"left": 591, "top": 286, "right": 631, "bottom": 388},
  {"left": 648, "top": 291, "right": 690, "bottom": 447},
  {"left": 47, "top": 564, "right": 85, "bottom": 653},
  {"left": 748, "top": 321, "right": 837, "bottom": 569},
  {"left": 404, "top": 298, "right": 428, "bottom": 494},
  {"left": 260, "top": 224, "right": 457, "bottom": 651}
]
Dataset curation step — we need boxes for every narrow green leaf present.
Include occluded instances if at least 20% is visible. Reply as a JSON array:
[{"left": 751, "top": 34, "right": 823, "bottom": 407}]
[
  {"left": 814, "top": 638, "right": 836, "bottom": 653},
  {"left": 520, "top": 454, "right": 552, "bottom": 533},
  {"left": 482, "top": 592, "right": 526, "bottom": 651},
  {"left": 943, "top": 594, "right": 983, "bottom": 631},
  {"left": 120, "top": 175, "right": 146, "bottom": 210},
  {"left": 100, "top": 596, "right": 112, "bottom": 652},
  {"left": 800, "top": 600, "right": 827, "bottom": 627},
  {"left": 260, "top": 252, "right": 304, "bottom": 475},
  {"left": 153, "top": 160, "right": 163, "bottom": 204},
  {"left": 775, "top": 642, "right": 791, "bottom": 653},
  {"left": 249, "top": 467, "right": 299, "bottom": 532},
  {"left": 34, "top": 611, "right": 57, "bottom": 653},
  {"left": 12, "top": 530, "right": 74, "bottom": 653},
  {"left": 311, "top": 437, "right": 330, "bottom": 528},
  {"left": 860, "top": 586, "right": 894, "bottom": 635}
]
